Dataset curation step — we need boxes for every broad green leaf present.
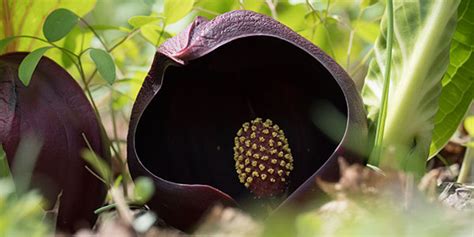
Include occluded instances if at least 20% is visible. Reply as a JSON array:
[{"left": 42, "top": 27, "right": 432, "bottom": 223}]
[
  {"left": 164, "top": 0, "right": 194, "bottom": 24},
  {"left": 362, "top": 0, "right": 460, "bottom": 176},
  {"left": 429, "top": 0, "right": 474, "bottom": 157},
  {"left": 43, "top": 8, "right": 79, "bottom": 42},
  {"left": 465, "top": 116, "right": 474, "bottom": 136},
  {"left": 133, "top": 177, "right": 155, "bottom": 204},
  {"left": 128, "top": 15, "right": 163, "bottom": 28},
  {"left": 89, "top": 48, "right": 116, "bottom": 84},
  {"left": 18, "top": 47, "right": 52, "bottom": 86}
]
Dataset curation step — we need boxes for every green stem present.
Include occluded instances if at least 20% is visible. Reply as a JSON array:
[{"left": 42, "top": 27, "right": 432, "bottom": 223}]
[
  {"left": 457, "top": 147, "right": 473, "bottom": 183},
  {"left": 0, "top": 145, "right": 11, "bottom": 178},
  {"left": 370, "top": 0, "right": 394, "bottom": 165},
  {"left": 80, "top": 18, "right": 109, "bottom": 51}
]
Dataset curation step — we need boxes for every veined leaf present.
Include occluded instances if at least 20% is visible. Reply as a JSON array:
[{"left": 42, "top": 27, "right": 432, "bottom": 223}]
[
  {"left": 18, "top": 47, "right": 52, "bottom": 86},
  {"left": 43, "top": 8, "right": 79, "bottom": 42},
  {"left": 89, "top": 48, "right": 116, "bottom": 84},
  {"left": 362, "top": 0, "right": 460, "bottom": 176},
  {"left": 429, "top": 0, "right": 474, "bottom": 157}
]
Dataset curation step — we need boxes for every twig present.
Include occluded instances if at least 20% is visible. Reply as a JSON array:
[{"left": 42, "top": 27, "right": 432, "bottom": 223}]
[{"left": 265, "top": 0, "right": 278, "bottom": 19}]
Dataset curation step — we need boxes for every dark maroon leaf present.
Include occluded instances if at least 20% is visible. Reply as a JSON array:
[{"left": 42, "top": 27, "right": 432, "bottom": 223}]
[
  {"left": 128, "top": 10, "right": 368, "bottom": 231},
  {"left": 0, "top": 52, "right": 108, "bottom": 232}
]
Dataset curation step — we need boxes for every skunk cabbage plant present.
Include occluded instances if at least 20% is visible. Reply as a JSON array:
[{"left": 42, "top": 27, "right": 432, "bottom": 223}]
[
  {"left": 0, "top": 53, "right": 108, "bottom": 232},
  {"left": 362, "top": 0, "right": 462, "bottom": 175},
  {"left": 127, "top": 10, "right": 368, "bottom": 231}
]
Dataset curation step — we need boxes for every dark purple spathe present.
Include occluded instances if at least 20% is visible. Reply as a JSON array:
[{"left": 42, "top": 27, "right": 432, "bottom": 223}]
[{"left": 128, "top": 10, "right": 368, "bottom": 231}]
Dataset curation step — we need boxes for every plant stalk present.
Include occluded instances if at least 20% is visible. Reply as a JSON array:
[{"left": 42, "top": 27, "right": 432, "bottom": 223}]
[
  {"left": 457, "top": 146, "right": 473, "bottom": 183},
  {"left": 370, "top": 0, "right": 394, "bottom": 165}
]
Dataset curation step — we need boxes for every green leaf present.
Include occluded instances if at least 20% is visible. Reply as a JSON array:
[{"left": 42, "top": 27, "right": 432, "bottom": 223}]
[
  {"left": 362, "top": 0, "right": 461, "bottom": 176},
  {"left": 140, "top": 24, "right": 172, "bottom": 46},
  {"left": 133, "top": 177, "right": 155, "bottom": 204},
  {"left": 89, "top": 48, "right": 116, "bottom": 84},
  {"left": 429, "top": 0, "right": 474, "bottom": 157},
  {"left": 128, "top": 15, "right": 163, "bottom": 28},
  {"left": 18, "top": 47, "right": 52, "bottom": 86},
  {"left": 43, "top": 8, "right": 79, "bottom": 42},
  {"left": 354, "top": 21, "right": 379, "bottom": 44},
  {"left": 164, "top": 0, "right": 194, "bottom": 24}
]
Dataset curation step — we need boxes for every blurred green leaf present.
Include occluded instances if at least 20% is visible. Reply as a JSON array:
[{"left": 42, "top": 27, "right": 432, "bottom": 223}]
[
  {"left": 133, "top": 176, "right": 155, "bottom": 204},
  {"left": 43, "top": 8, "right": 79, "bottom": 42},
  {"left": 140, "top": 24, "right": 172, "bottom": 46},
  {"left": 0, "top": 179, "right": 51, "bottom": 236},
  {"left": 129, "top": 15, "right": 163, "bottom": 28},
  {"left": 164, "top": 0, "right": 194, "bottom": 24},
  {"left": 82, "top": 149, "right": 112, "bottom": 184},
  {"left": 90, "top": 24, "right": 132, "bottom": 33},
  {"left": 143, "top": 0, "right": 156, "bottom": 6},
  {"left": 194, "top": 0, "right": 235, "bottom": 18},
  {"left": 61, "top": 27, "right": 81, "bottom": 68},
  {"left": 277, "top": 3, "right": 307, "bottom": 30},
  {"left": 362, "top": 0, "right": 460, "bottom": 175},
  {"left": 90, "top": 48, "right": 116, "bottom": 84},
  {"left": 18, "top": 47, "right": 52, "bottom": 86},
  {"left": 465, "top": 116, "right": 474, "bottom": 136},
  {"left": 354, "top": 20, "right": 379, "bottom": 43},
  {"left": 430, "top": 0, "right": 474, "bottom": 157},
  {"left": 240, "top": 0, "right": 264, "bottom": 12}
]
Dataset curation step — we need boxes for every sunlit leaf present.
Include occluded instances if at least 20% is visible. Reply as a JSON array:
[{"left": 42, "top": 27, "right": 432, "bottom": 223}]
[
  {"left": 354, "top": 21, "right": 379, "bottom": 43},
  {"left": 43, "top": 8, "right": 79, "bottom": 42},
  {"left": 128, "top": 15, "right": 163, "bottom": 28},
  {"left": 164, "top": 0, "right": 194, "bottom": 24},
  {"left": 90, "top": 24, "right": 132, "bottom": 33},
  {"left": 18, "top": 47, "right": 52, "bottom": 86},
  {"left": 362, "top": 0, "right": 460, "bottom": 176},
  {"left": 89, "top": 48, "right": 116, "bottom": 84},
  {"left": 140, "top": 24, "right": 172, "bottom": 46},
  {"left": 429, "top": 0, "right": 474, "bottom": 157}
]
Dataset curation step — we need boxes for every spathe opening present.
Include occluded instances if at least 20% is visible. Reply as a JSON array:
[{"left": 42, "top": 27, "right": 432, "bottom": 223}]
[{"left": 135, "top": 36, "right": 348, "bottom": 201}]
